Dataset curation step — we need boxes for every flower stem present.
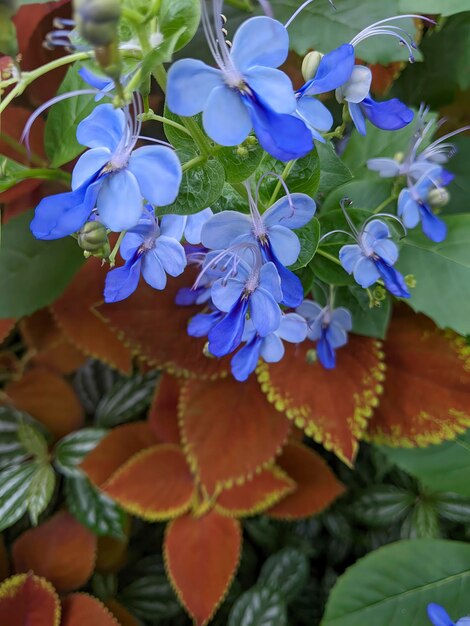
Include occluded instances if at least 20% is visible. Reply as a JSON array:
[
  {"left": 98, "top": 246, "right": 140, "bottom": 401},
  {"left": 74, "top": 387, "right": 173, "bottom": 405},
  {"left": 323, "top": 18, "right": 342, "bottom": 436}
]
[
  {"left": 0, "top": 133, "right": 45, "bottom": 167},
  {"left": 182, "top": 154, "right": 207, "bottom": 172},
  {"left": 142, "top": 112, "right": 192, "bottom": 136},
  {"left": 373, "top": 194, "right": 398, "bottom": 214},
  {"left": 316, "top": 248, "right": 343, "bottom": 267},
  {"left": 108, "top": 231, "right": 126, "bottom": 267}
]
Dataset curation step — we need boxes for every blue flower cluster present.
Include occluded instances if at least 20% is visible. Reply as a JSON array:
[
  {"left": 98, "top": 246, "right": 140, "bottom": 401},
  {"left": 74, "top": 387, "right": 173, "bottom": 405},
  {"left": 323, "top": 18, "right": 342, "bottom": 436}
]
[{"left": 428, "top": 603, "right": 470, "bottom": 626}]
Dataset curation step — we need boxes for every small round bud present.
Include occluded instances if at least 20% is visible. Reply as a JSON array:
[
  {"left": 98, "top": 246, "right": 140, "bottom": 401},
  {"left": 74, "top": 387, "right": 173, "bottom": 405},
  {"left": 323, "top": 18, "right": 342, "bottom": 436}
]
[
  {"left": 393, "top": 151, "right": 405, "bottom": 164},
  {"left": 74, "top": 0, "right": 121, "bottom": 47},
  {"left": 236, "top": 146, "right": 249, "bottom": 158},
  {"left": 78, "top": 221, "right": 110, "bottom": 258},
  {"left": 305, "top": 348, "right": 318, "bottom": 364},
  {"left": 405, "top": 274, "right": 417, "bottom": 289},
  {"left": 301, "top": 51, "right": 324, "bottom": 82},
  {"left": 372, "top": 285, "right": 387, "bottom": 303},
  {"left": 245, "top": 135, "right": 258, "bottom": 147},
  {"left": 427, "top": 187, "right": 450, "bottom": 208}
]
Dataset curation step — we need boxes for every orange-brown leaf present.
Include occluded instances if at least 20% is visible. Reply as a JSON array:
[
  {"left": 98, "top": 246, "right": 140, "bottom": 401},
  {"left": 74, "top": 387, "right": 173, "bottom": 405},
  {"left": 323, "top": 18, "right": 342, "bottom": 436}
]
[
  {"left": 103, "top": 445, "right": 194, "bottom": 521},
  {"left": 0, "top": 319, "right": 15, "bottom": 344},
  {"left": 52, "top": 258, "right": 133, "bottom": 374},
  {"left": 216, "top": 468, "right": 295, "bottom": 517},
  {"left": 0, "top": 573, "right": 61, "bottom": 626},
  {"left": 148, "top": 374, "right": 181, "bottom": 445},
  {"left": 267, "top": 443, "right": 345, "bottom": 520},
  {"left": 62, "top": 593, "right": 120, "bottom": 626},
  {"left": 95, "top": 516, "right": 130, "bottom": 574},
  {"left": 0, "top": 536, "right": 9, "bottom": 583},
  {"left": 81, "top": 422, "right": 156, "bottom": 487},
  {"left": 4, "top": 367, "right": 84, "bottom": 439},
  {"left": 164, "top": 511, "right": 241, "bottom": 626},
  {"left": 105, "top": 598, "right": 139, "bottom": 626},
  {"left": 96, "top": 271, "right": 230, "bottom": 378},
  {"left": 12, "top": 511, "right": 96, "bottom": 593},
  {"left": 366, "top": 312, "right": 470, "bottom": 446},
  {"left": 257, "top": 336, "right": 385, "bottom": 465},
  {"left": 179, "top": 376, "right": 291, "bottom": 492}
]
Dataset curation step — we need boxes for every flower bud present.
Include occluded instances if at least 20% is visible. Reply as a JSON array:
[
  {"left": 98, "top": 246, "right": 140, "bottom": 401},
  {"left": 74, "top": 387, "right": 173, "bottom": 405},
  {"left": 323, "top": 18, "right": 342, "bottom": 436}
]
[
  {"left": 245, "top": 136, "right": 258, "bottom": 147},
  {"left": 427, "top": 187, "right": 450, "bottom": 208},
  {"left": 305, "top": 348, "right": 317, "bottom": 364},
  {"left": 236, "top": 146, "right": 249, "bottom": 158},
  {"left": 393, "top": 151, "right": 405, "bottom": 164},
  {"left": 372, "top": 285, "right": 387, "bottom": 303},
  {"left": 405, "top": 274, "right": 417, "bottom": 289},
  {"left": 301, "top": 51, "right": 324, "bottom": 82},
  {"left": 78, "top": 221, "right": 110, "bottom": 259},
  {"left": 73, "top": 0, "right": 121, "bottom": 47}
]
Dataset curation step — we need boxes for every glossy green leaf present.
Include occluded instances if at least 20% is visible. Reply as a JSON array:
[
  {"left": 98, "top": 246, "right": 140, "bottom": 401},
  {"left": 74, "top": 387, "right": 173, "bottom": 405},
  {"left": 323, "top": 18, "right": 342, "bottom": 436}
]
[
  {"left": 0, "top": 156, "right": 26, "bottom": 193},
  {"left": 444, "top": 136, "right": 470, "bottom": 215},
  {"left": 159, "top": 0, "right": 201, "bottom": 51},
  {"left": 316, "top": 142, "right": 353, "bottom": 197},
  {"left": 402, "top": 501, "right": 440, "bottom": 539},
  {"left": 322, "top": 179, "right": 393, "bottom": 213},
  {"left": 258, "top": 548, "right": 309, "bottom": 604},
  {"left": 257, "top": 152, "right": 320, "bottom": 204},
  {"left": 17, "top": 422, "right": 48, "bottom": 460},
  {"left": 399, "top": 0, "right": 470, "bottom": 15},
  {"left": 0, "top": 462, "right": 44, "bottom": 531},
  {"left": 436, "top": 493, "right": 470, "bottom": 524},
  {"left": 139, "top": 29, "right": 185, "bottom": 91},
  {"left": 0, "top": 209, "right": 84, "bottom": 318},
  {"left": 333, "top": 286, "right": 392, "bottom": 339},
  {"left": 352, "top": 486, "right": 414, "bottom": 527},
  {"left": 216, "top": 143, "right": 264, "bottom": 184},
  {"left": 322, "top": 539, "right": 470, "bottom": 626},
  {"left": 290, "top": 218, "right": 320, "bottom": 270},
  {"left": 74, "top": 360, "right": 120, "bottom": 415},
  {"left": 95, "top": 371, "right": 157, "bottom": 427},
  {"left": 0, "top": 406, "right": 44, "bottom": 469},
  {"left": 398, "top": 214, "right": 470, "bottom": 336},
  {"left": 26, "top": 463, "right": 56, "bottom": 526},
  {"left": 54, "top": 428, "right": 108, "bottom": 478},
  {"left": 119, "top": 566, "right": 181, "bottom": 620},
  {"left": 228, "top": 586, "right": 288, "bottom": 626}
]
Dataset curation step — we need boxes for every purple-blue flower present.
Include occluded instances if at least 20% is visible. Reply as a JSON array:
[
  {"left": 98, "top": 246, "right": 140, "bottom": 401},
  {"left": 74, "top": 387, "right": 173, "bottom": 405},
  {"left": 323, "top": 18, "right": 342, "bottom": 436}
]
[
  {"left": 339, "top": 219, "right": 410, "bottom": 298},
  {"left": 428, "top": 603, "right": 470, "bottom": 626},
  {"left": 104, "top": 208, "right": 187, "bottom": 303},
  {"left": 231, "top": 313, "right": 308, "bottom": 381},
  {"left": 167, "top": 5, "right": 313, "bottom": 162},
  {"left": 297, "top": 300, "right": 352, "bottom": 369},
  {"left": 30, "top": 102, "right": 182, "bottom": 240}
]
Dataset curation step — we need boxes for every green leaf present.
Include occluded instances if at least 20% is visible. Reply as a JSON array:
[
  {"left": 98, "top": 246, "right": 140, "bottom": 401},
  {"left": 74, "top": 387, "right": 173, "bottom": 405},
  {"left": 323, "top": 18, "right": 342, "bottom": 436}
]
[
  {"left": 95, "top": 371, "right": 158, "bottom": 427},
  {"left": 0, "top": 7, "right": 18, "bottom": 57},
  {"left": 269, "top": 0, "right": 419, "bottom": 64},
  {"left": 257, "top": 152, "right": 320, "bottom": 203},
  {"left": 74, "top": 360, "right": 120, "bottom": 415},
  {"left": 0, "top": 462, "right": 38, "bottom": 531},
  {"left": 44, "top": 63, "right": 98, "bottom": 168},
  {"left": 66, "top": 476, "right": 126, "bottom": 538},
  {"left": 0, "top": 406, "right": 44, "bottom": 469},
  {"left": 399, "top": 0, "right": 470, "bottom": 14},
  {"left": 228, "top": 586, "right": 288, "bottom": 626},
  {"left": 290, "top": 218, "right": 320, "bottom": 271},
  {"left": 0, "top": 156, "right": 27, "bottom": 193},
  {"left": 216, "top": 144, "right": 264, "bottom": 184},
  {"left": 119, "top": 571, "right": 181, "bottom": 620},
  {"left": 17, "top": 422, "right": 48, "bottom": 461},
  {"left": 0, "top": 209, "right": 84, "bottom": 318},
  {"left": 397, "top": 214, "right": 470, "bottom": 336},
  {"left": 212, "top": 183, "right": 247, "bottom": 214},
  {"left": 379, "top": 429, "right": 470, "bottom": 498},
  {"left": 402, "top": 501, "right": 440, "bottom": 539},
  {"left": 436, "top": 493, "right": 470, "bottom": 523},
  {"left": 26, "top": 463, "right": 56, "bottom": 526},
  {"left": 351, "top": 486, "right": 414, "bottom": 527},
  {"left": 321, "top": 539, "right": 470, "bottom": 626},
  {"left": 160, "top": 156, "right": 226, "bottom": 216},
  {"left": 54, "top": 428, "right": 108, "bottom": 478},
  {"left": 316, "top": 142, "right": 353, "bottom": 197},
  {"left": 445, "top": 136, "right": 470, "bottom": 215},
  {"left": 322, "top": 179, "right": 394, "bottom": 213},
  {"left": 162, "top": 106, "right": 198, "bottom": 151},
  {"left": 334, "top": 286, "right": 392, "bottom": 339},
  {"left": 258, "top": 548, "right": 309, "bottom": 604},
  {"left": 159, "top": 0, "right": 201, "bottom": 51}
]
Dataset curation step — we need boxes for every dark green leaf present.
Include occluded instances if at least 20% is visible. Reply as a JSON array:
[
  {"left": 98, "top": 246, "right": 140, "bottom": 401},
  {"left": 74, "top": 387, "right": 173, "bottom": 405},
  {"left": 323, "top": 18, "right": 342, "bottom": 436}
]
[
  {"left": 244, "top": 517, "right": 284, "bottom": 553},
  {"left": 27, "top": 463, "right": 56, "bottom": 526},
  {"left": 216, "top": 143, "right": 264, "bottom": 184},
  {"left": 290, "top": 218, "right": 320, "bottom": 271},
  {"left": 257, "top": 152, "right": 320, "bottom": 204},
  {"left": 119, "top": 572, "right": 181, "bottom": 620},
  {"left": 316, "top": 142, "right": 353, "bottom": 197},
  {"left": 352, "top": 486, "right": 414, "bottom": 527},
  {"left": 322, "top": 539, "right": 470, "bottom": 626},
  {"left": 54, "top": 428, "right": 108, "bottom": 477},
  {"left": 334, "top": 286, "right": 392, "bottom": 339},
  {"left": 228, "top": 586, "right": 288, "bottom": 626},
  {"left": 66, "top": 475, "right": 126, "bottom": 538},
  {"left": 95, "top": 371, "right": 158, "bottom": 427},
  {"left": 159, "top": 0, "right": 201, "bottom": 51},
  {"left": 212, "top": 183, "right": 248, "bottom": 214},
  {"left": 258, "top": 548, "right": 309, "bottom": 604},
  {"left": 74, "top": 360, "right": 120, "bottom": 415},
  {"left": 402, "top": 500, "right": 440, "bottom": 539},
  {"left": 17, "top": 422, "right": 48, "bottom": 461},
  {"left": 322, "top": 179, "right": 394, "bottom": 213},
  {"left": 399, "top": 0, "right": 470, "bottom": 15},
  {"left": 0, "top": 156, "right": 26, "bottom": 193},
  {"left": 0, "top": 406, "right": 45, "bottom": 469},
  {"left": 0, "top": 462, "right": 43, "bottom": 531},
  {"left": 436, "top": 493, "right": 470, "bottom": 523},
  {"left": 0, "top": 209, "right": 84, "bottom": 318},
  {"left": 163, "top": 106, "right": 198, "bottom": 151},
  {"left": 444, "top": 136, "right": 470, "bottom": 215}
]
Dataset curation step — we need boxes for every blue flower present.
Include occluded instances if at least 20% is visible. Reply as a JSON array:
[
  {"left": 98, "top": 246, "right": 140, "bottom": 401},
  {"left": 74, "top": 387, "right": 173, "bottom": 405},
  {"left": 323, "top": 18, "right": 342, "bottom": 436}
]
[
  {"left": 297, "top": 300, "right": 352, "bottom": 369},
  {"left": 207, "top": 255, "right": 283, "bottom": 357},
  {"left": 201, "top": 190, "right": 316, "bottom": 307},
  {"left": 428, "top": 603, "right": 470, "bottom": 626},
  {"left": 339, "top": 219, "right": 410, "bottom": 298},
  {"left": 104, "top": 208, "right": 187, "bottom": 303},
  {"left": 231, "top": 312, "right": 307, "bottom": 381},
  {"left": 167, "top": 7, "right": 313, "bottom": 162},
  {"left": 398, "top": 166, "right": 447, "bottom": 242},
  {"left": 31, "top": 102, "right": 182, "bottom": 240}
]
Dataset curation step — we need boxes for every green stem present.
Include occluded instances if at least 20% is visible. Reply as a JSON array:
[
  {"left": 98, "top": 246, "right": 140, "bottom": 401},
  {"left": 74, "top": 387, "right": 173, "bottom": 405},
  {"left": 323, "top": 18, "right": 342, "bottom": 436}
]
[
  {"left": 109, "top": 231, "right": 126, "bottom": 266},
  {"left": 268, "top": 159, "right": 296, "bottom": 206},
  {"left": 373, "top": 194, "right": 398, "bottom": 215},
  {"left": 122, "top": 6, "right": 145, "bottom": 24},
  {"left": 144, "top": 113, "right": 192, "bottom": 136},
  {"left": 10, "top": 168, "right": 71, "bottom": 185},
  {"left": 0, "top": 133, "right": 45, "bottom": 167},
  {"left": 316, "top": 248, "right": 342, "bottom": 267},
  {"left": 182, "top": 154, "right": 207, "bottom": 172}
]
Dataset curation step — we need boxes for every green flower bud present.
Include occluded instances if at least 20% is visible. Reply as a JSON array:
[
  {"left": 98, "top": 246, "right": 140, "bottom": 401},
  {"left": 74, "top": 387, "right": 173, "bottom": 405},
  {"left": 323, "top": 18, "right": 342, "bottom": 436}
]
[
  {"left": 74, "top": 0, "right": 121, "bottom": 47},
  {"left": 245, "top": 135, "right": 258, "bottom": 147},
  {"left": 301, "top": 51, "right": 324, "bottom": 82},
  {"left": 372, "top": 285, "right": 387, "bottom": 303},
  {"left": 305, "top": 348, "right": 318, "bottom": 364},
  {"left": 236, "top": 146, "right": 249, "bottom": 158},
  {"left": 405, "top": 274, "right": 417, "bottom": 289},
  {"left": 393, "top": 151, "right": 405, "bottom": 164},
  {"left": 78, "top": 221, "right": 110, "bottom": 259},
  {"left": 427, "top": 187, "right": 450, "bottom": 208}
]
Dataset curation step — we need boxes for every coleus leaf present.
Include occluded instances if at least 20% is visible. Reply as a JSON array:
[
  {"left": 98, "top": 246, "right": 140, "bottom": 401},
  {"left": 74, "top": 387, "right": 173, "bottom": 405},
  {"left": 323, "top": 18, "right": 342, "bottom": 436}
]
[
  {"left": 257, "top": 336, "right": 385, "bottom": 464},
  {"left": 148, "top": 374, "right": 182, "bottom": 445},
  {"left": 62, "top": 593, "right": 121, "bottom": 626},
  {"left": 179, "top": 376, "right": 291, "bottom": 492},
  {"left": 0, "top": 573, "right": 61, "bottom": 626},
  {"left": 164, "top": 511, "right": 241, "bottom": 626},
  {"left": 54, "top": 428, "right": 108, "bottom": 478},
  {"left": 0, "top": 318, "right": 15, "bottom": 343}
]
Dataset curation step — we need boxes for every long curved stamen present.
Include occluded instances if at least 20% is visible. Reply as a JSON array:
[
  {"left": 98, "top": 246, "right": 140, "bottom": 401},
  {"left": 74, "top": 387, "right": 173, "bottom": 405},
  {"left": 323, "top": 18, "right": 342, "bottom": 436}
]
[
  {"left": 285, "top": 0, "right": 335, "bottom": 29},
  {"left": 255, "top": 171, "right": 295, "bottom": 218},
  {"left": 193, "top": 241, "right": 262, "bottom": 290},
  {"left": 257, "top": 0, "right": 274, "bottom": 17},
  {"left": 137, "top": 135, "right": 174, "bottom": 149},
  {"left": 340, "top": 198, "right": 360, "bottom": 238},
  {"left": 318, "top": 229, "right": 356, "bottom": 244},
  {"left": 363, "top": 213, "right": 407, "bottom": 238},
  {"left": 201, "top": 1, "right": 225, "bottom": 68},
  {"left": 244, "top": 181, "right": 265, "bottom": 236},
  {"left": 420, "top": 126, "right": 470, "bottom": 160}
]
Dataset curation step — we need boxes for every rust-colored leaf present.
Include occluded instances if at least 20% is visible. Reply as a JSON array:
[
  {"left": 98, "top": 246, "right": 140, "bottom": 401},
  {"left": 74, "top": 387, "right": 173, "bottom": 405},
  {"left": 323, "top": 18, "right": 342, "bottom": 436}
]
[
  {"left": 4, "top": 367, "right": 84, "bottom": 439},
  {"left": 52, "top": 258, "right": 133, "bottom": 374},
  {"left": 179, "top": 376, "right": 291, "bottom": 492},
  {"left": 366, "top": 311, "right": 470, "bottom": 446},
  {"left": 0, "top": 319, "right": 15, "bottom": 344},
  {"left": 148, "top": 374, "right": 181, "bottom": 445},
  {"left": 81, "top": 422, "right": 156, "bottom": 487},
  {"left": 62, "top": 593, "right": 120, "bottom": 626},
  {"left": 95, "top": 516, "right": 130, "bottom": 574},
  {"left": 0, "top": 573, "right": 61, "bottom": 626},
  {"left": 164, "top": 511, "right": 241, "bottom": 626},
  {"left": 104, "top": 599, "right": 139, "bottom": 626},
  {"left": 267, "top": 443, "right": 345, "bottom": 520},
  {"left": 103, "top": 445, "right": 194, "bottom": 521},
  {"left": 0, "top": 536, "right": 10, "bottom": 583},
  {"left": 216, "top": 468, "right": 295, "bottom": 517},
  {"left": 96, "top": 270, "right": 230, "bottom": 378},
  {"left": 257, "top": 336, "right": 385, "bottom": 465},
  {"left": 12, "top": 511, "right": 96, "bottom": 593}
]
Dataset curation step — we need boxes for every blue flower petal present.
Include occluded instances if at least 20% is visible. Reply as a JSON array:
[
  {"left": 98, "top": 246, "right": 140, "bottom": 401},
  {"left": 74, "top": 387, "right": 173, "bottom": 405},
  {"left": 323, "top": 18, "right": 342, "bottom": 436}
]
[
  {"left": 260, "top": 332, "right": 285, "bottom": 362},
  {"left": 72, "top": 147, "right": 111, "bottom": 190},
  {"left": 153, "top": 236, "right": 187, "bottom": 277},
  {"left": 456, "top": 619, "right": 470, "bottom": 626},
  {"left": 250, "top": 288, "right": 281, "bottom": 337},
  {"left": 277, "top": 312, "right": 308, "bottom": 343},
  {"left": 159, "top": 214, "right": 186, "bottom": 241},
  {"left": 268, "top": 225, "right": 300, "bottom": 266},
  {"left": 119, "top": 231, "right": 146, "bottom": 260},
  {"left": 244, "top": 66, "right": 296, "bottom": 114},
  {"left": 76, "top": 104, "right": 125, "bottom": 151},
  {"left": 167, "top": 59, "right": 223, "bottom": 117},
  {"left": 188, "top": 310, "right": 222, "bottom": 337},
  {"left": 184, "top": 209, "right": 213, "bottom": 245},
  {"left": 372, "top": 238, "right": 399, "bottom": 266},
  {"left": 140, "top": 249, "right": 167, "bottom": 290},
  {"left": 317, "top": 330, "right": 336, "bottom": 369},
  {"left": 375, "top": 258, "right": 410, "bottom": 298},
  {"left": 203, "top": 85, "right": 252, "bottom": 146},
  {"left": 326, "top": 322, "right": 348, "bottom": 349},
  {"left": 97, "top": 169, "right": 142, "bottom": 231},
  {"left": 398, "top": 189, "right": 421, "bottom": 228},
  {"left": 361, "top": 96, "right": 414, "bottom": 131},
  {"left": 349, "top": 102, "right": 367, "bottom": 136},
  {"left": 201, "top": 210, "right": 251, "bottom": 250},
  {"left": 78, "top": 66, "right": 111, "bottom": 91},
  {"left": 128, "top": 145, "right": 182, "bottom": 207},
  {"left": 330, "top": 307, "right": 352, "bottom": 332},
  {"left": 231, "top": 336, "right": 263, "bottom": 381},
  {"left": 419, "top": 203, "right": 447, "bottom": 243},
  {"left": 104, "top": 254, "right": 142, "bottom": 303},
  {"left": 212, "top": 277, "right": 246, "bottom": 313},
  {"left": 296, "top": 300, "right": 322, "bottom": 324},
  {"left": 209, "top": 298, "right": 249, "bottom": 357},
  {"left": 362, "top": 219, "right": 390, "bottom": 245},
  {"left": 296, "top": 97, "right": 333, "bottom": 139},
  {"left": 263, "top": 193, "right": 316, "bottom": 230},
  {"left": 353, "top": 256, "right": 381, "bottom": 288},
  {"left": 302, "top": 44, "right": 355, "bottom": 96},
  {"left": 339, "top": 244, "right": 362, "bottom": 274},
  {"left": 338, "top": 66, "right": 372, "bottom": 104},
  {"left": 259, "top": 261, "right": 283, "bottom": 302},
  {"left": 427, "top": 604, "right": 455, "bottom": 626},
  {"left": 367, "top": 157, "right": 401, "bottom": 178},
  {"left": 230, "top": 16, "right": 289, "bottom": 72}
]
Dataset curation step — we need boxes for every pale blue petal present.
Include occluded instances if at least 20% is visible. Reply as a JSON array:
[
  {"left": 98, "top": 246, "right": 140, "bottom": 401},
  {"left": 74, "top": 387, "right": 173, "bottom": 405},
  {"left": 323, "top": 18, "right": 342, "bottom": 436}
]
[
  {"left": 211, "top": 278, "right": 245, "bottom": 312},
  {"left": 427, "top": 604, "right": 455, "bottom": 626},
  {"left": 259, "top": 262, "right": 282, "bottom": 302},
  {"left": 296, "top": 97, "right": 333, "bottom": 135},
  {"left": 184, "top": 208, "right": 214, "bottom": 245},
  {"left": 244, "top": 66, "right": 296, "bottom": 114},
  {"left": 167, "top": 59, "right": 223, "bottom": 116},
  {"left": 263, "top": 193, "right": 316, "bottom": 229},
  {"left": 268, "top": 225, "right": 300, "bottom": 266},
  {"left": 337, "top": 66, "right": 372, "bottom": 104},
  {"left": 104, "top": 256, "right": 142, "bottom": 303},
  {"left": 260, "top": 333, "right": 284, "bottom": 362},
  {"left": 201, "top": 211, "right": 251, "bottom": 250},
  {"left": 230, "top": 16, "right": 289, "bottom": 72},
  {"left": 349, "top": 102, "right": 367, "bottom": 136},
  {"left": 330, "top": 307, "right": 352, "bottom": 332},
  {"left": 373, "top": 238, "right": 398, "bottom": 265},
  {"left": 367, "top": 158, "right": 401, "bottom": 178},
  {"left": 76, "top": 104, "right": 125, "bottom": 151},
  {"left": 119, "top": 231, "right": 145, "bottom": 260},
  {"left": 362, "top": 219, "right": 390, "bottom": 245},
  {"left": 326, "top": 322, "right": 348, "bottom": 349},
  {"left": 128, "top": 145, "right": 182, "bottom": 207},
  {"left": 97, "top": 169, "right": 142, "bottom": 231},
  {"left": 277, "top": 312, "right": 308, "bottom": 343},
  {"left": 457, "top": 619, "right": 470, "bottom": 626},
  {"left": 339, "top": 244, "right": 362, "bottom": 274},
  {"left": 141, "top": 250, "right": 167, "bottom": 290},
  {"left": 414, "top": 166, "right": 441, "bottom": 198},
  {"left": 72, "top": 147, "right": 111, "bottom": 190},
  {"left": 160, "top": 214, "right": 186, "bottom": 240},
  {"left": 250, "top": 289, "right": 281, "bottom": 336},
  {"left": 231, "top": 337, "right": 262, "bottom": 381},
  {"left": 296, "top": 300, "right": 322, "bottom": 323},
  {"left": 398, "top": 190, "right": 420, "bottom": 228},
  {"left": 203, "top": 85, "right": 252, "bottom": 146},
  {"left": 353, "top": 256, "right": 380, "bottom": 288},
  {"left": 153, "top": 236, "right": 187, "bottom": 276}
]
